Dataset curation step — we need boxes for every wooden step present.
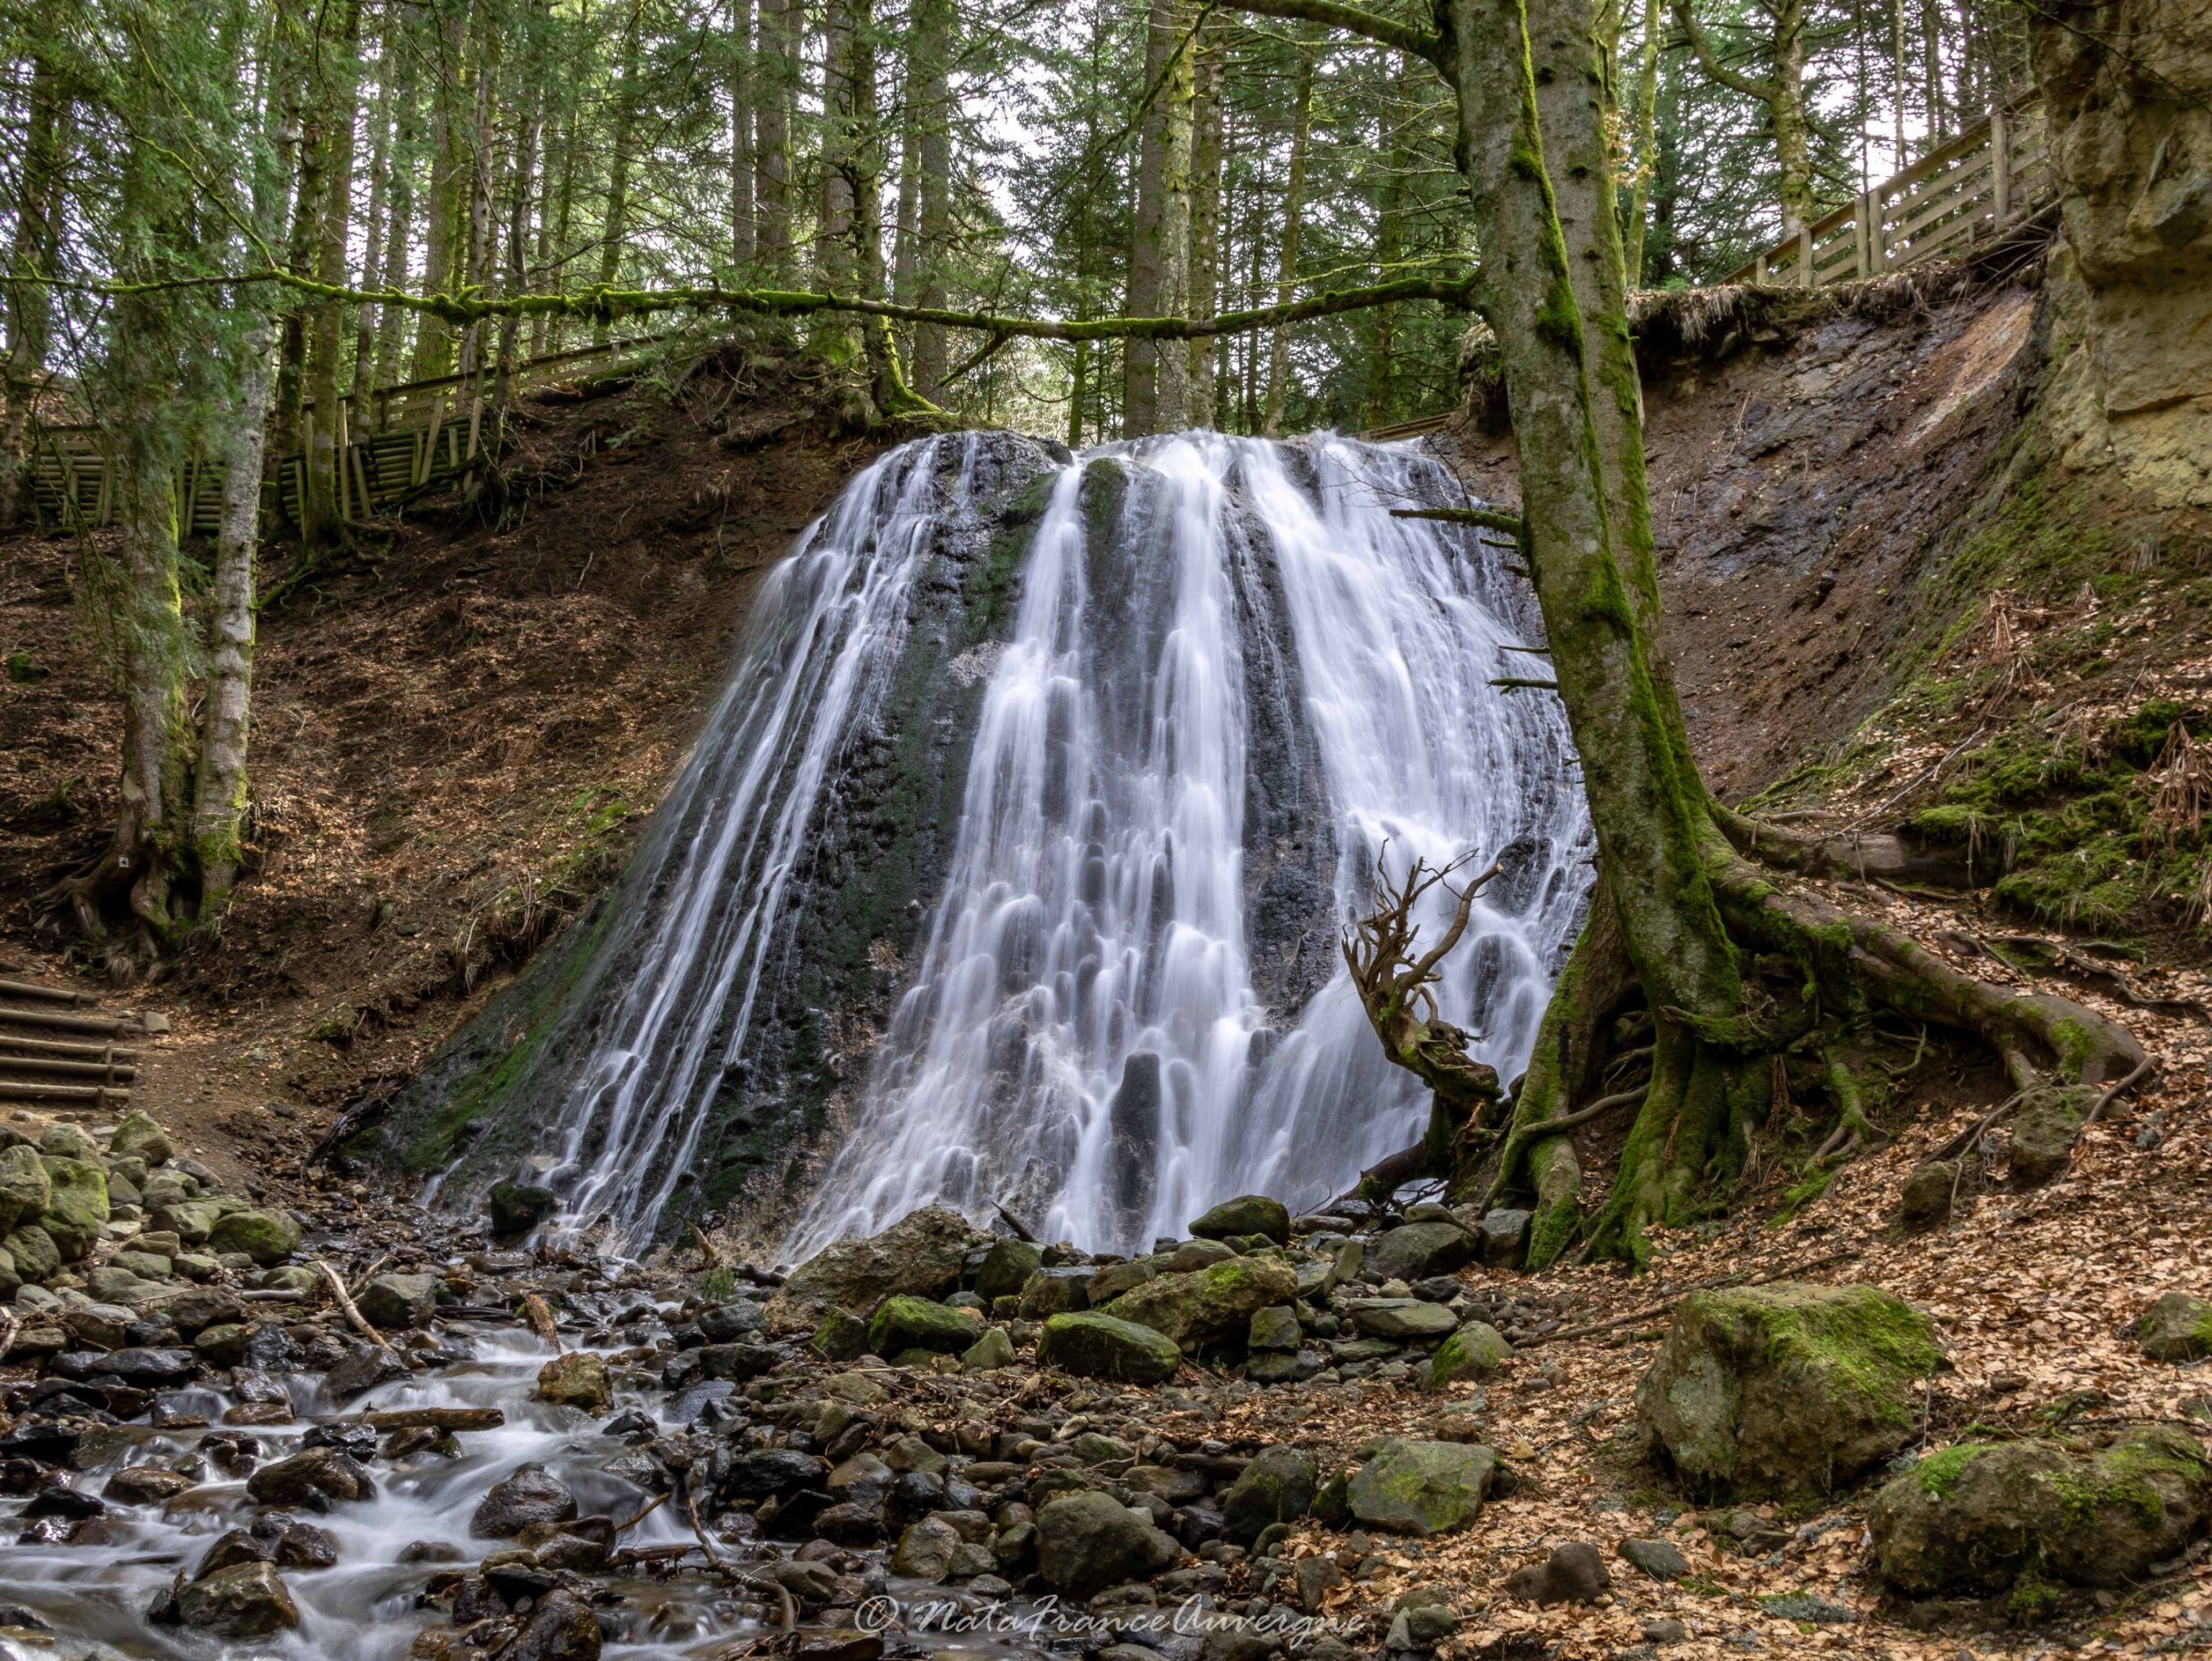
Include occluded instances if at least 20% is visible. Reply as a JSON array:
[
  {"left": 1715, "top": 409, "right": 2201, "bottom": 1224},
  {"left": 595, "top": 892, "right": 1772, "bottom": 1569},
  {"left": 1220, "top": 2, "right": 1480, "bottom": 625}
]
[
  {"left": 0, "top": 1080, "right": 130, "bottom": 1105},
  {"left": 0, "top": 1005, "right": 150, "bottom": 1038},
  {"left": 0, "top": 978, "right": 100, "bottom": 1007},
  {"left": 0, "top": 1032, "right": 142, "bottom": 1063},
  {"left": 0, "top": 1055, "right": 138, "bottom": 1082}
]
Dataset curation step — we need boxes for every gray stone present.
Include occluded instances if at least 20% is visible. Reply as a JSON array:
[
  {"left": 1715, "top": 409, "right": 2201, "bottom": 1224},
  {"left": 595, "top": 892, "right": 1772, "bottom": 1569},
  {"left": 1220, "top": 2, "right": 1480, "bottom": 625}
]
[
  {"left": 176, "top": 1561, "right": 299, "bottom": 1638},
  {"left": 2138, "top": 1291, "right": 2212, "bottom": 1362},
  {"left": 774, "top": 1205, "right": 985, "bottom": 1324},
  {"left": 1368, "top": 1220, "right": 1477, "bottom": 1283},
  {"left": 471, "top": 1465, "right": 578, "bottom": 1538},
  {"left": 890, "top": 1515, "right": 962, "bottom": 1583},
  {"left": 1619, "top": 1537, "right": 1691, "bottom": 1581},
  {"left": 1034, "top": 1491, "right": 1179, "bottom": 1597},
  {"left": 973, "top": 1237, "right": 1043, "bottom": 1303},
  {"left": 1426, "top": 1320, "right": 1512, "bottom": 1390},
  {"left": 1189, "top": 1196, "right": 1290, "bottom": 1242},
  {"left": 1346, "top": 1298, "right": 1459, "bottom": 1341},
  {"left": 1104, "top": 1256, "right": 1299, "bottom": 1350},
  {"left": 1504, "top": 1541, "right": 1611, "bottom": 1605},
  {"left": 1219, "top": 1445, "right": 1317, "bottom": 1541},
  {"left": 1035, "top": 1311, "right": 1181, "bottom": 1382},
  {"left": 356, "top": 1273, "right": 439, "bottom": 1330},
  {"left": 1346, "top": 1439, "right": 1496, "bottom": 1536},
  {"left": 1248, "top": 1304, "right": 1301, "bottom": 1351},
  {"left": 1478, "top": 1209, "right": 1531, "bottom": 1268}
]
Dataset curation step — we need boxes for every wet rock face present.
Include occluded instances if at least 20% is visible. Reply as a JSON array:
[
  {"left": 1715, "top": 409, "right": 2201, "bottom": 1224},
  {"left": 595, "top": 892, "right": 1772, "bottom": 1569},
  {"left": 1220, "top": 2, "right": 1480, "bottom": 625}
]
[
  {"left": 1634, "top": 1282, "right": 1942, "bottom": 1500},
  {"left": 176, "top": 1560, "right": 301, "bottom": 1638},
  {"left": 472, "top": 1466, "right": 579, "bottom": 1539}
]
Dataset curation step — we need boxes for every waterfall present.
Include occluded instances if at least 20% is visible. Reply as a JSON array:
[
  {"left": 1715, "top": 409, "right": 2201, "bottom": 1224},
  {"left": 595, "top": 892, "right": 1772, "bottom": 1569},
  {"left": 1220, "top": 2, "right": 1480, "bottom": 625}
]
[{"left": 487, "top": 428, "right": 1590, "bottom": 1256}]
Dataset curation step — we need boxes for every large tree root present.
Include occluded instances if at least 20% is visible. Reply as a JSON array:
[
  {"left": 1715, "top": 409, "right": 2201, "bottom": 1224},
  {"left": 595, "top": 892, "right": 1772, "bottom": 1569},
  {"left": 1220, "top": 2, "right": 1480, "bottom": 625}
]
[{"left": 1348, "top": 815, "right": 2148, "bottom": 1268}]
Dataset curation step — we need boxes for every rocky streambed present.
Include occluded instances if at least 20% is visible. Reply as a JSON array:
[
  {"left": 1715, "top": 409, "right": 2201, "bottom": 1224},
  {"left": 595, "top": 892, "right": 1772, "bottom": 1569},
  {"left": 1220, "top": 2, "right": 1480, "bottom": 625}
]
[{"left": 7, "top": 1110, "right": 2212, "bottom": 1661}]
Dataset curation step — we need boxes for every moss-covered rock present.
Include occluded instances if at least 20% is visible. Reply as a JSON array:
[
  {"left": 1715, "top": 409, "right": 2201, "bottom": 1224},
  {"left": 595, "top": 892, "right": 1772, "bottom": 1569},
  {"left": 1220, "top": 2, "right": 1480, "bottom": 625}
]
[
  {"left": 1035, "top": 1311, "right": 1181, "bottom": 1383},
  {"left": 1634, "top": 1282, "right": 1942, "bottom": 1500},
  {"left": 2137, "top": 1291, "right": 2212, "bottom": 1363},
  {"left": 152, "top": 1198, "right": 227, "bottom": 1246},
  {"left": 1189, "top": 1195, "right": 1290, "bottom": 1241},
  {"left": 810, "top": 1309, "right": 870, "bottom": 1361},
  {"left": 107, "top": 1110, "right": 175, "bottom": 1167},
  {"left": 1367, "top": 1219, "right": 1479, "bottom": 1282},
  {"left": 1426, "top": 1320, "right": 1513, "bottom": 1391},
  {"left": 1104, "top": 1256, "right": 1299, "bottom": 1350},
  {"left": 487, "top": 1181, "right": 556, "bottom": 1237},
  {"left": 1870, "top": 1430, "right": 2212, "bottom": 1600},
  {"left": 0, "top": 1143, "right": 52, "bottom": 1234},
  {"left": 1219, "top": 1445, "right": 1317, "bottom": 1541},
  {"left": 867, "top": 1295, "right": 979, "bottom": 1356},
  {"left": 773, "top": 1205, "right": 984, "bottom": 1328},
  {"left": 1345, "top": 1438, "right": 1498, "bottom": 1536},
  {"left": 36, "top": 1155, "right": 108, "bottom": 1260},
  {"left": 2008, "top": 1085, "right": 2088, "bottom": 1188},
  {"left": 972, "top": 1237, "right": 1042, "bottom": 1302},
  {"left": 206, "top": 1207, "right": 302, "bottom": 1266},
  {"left": 536, "top": 1350, "right": 614, "bottom": 1414},
  {"left": 4, "top": 1223, "right": 60, "bottom": 1284}
]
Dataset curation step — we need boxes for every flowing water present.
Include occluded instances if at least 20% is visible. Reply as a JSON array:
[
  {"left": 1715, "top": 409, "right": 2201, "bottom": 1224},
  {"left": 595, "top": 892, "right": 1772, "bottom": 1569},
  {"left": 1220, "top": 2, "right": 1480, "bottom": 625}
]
[{"left": 474, "top": 429, "right": 1590, "bottom": 1257}]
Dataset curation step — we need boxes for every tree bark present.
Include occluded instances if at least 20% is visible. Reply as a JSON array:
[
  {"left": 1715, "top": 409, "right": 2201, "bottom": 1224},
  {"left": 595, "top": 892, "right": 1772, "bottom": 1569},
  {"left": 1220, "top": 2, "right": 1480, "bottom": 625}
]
[
  {"left": 1621, "top": 0, "right": 1662, "bottom": 285},
  {"left": 1126, "top": 0, "right": 1197, "bottom": 435},
  {"left": 410, "top": 0, "right": 471, "bottom": 380},
  {"left": 351, "top": 16, "right": 397, "bottom": 398},
  {"left": 1, "top": 25, "right": 69, "bottom": 531},
  {"left": 302, "top": 0, "right": 364, "bottom": 542},
  {"left": 755, "top": 0, "right": 797, "bottom": 280},
  {"left": 1362, "top": 79, "right": 1408, "bottom": 427},
  {"left": 729, "top": 0, "right": 757, "bottom": 267},
  {"left": 1671, "top": 0, "right": 1816, "bottom": 232},
  {"left": 594, "top": 0, "right": 641, "bottom": 347},
  {"left": 1188, "top": 18, "right": 1226, "bottom": 424},
  {"left": 906, "top": 0, "right": 955, "bottom": 397},
  {"left": 1263, "top": 35, "right": 1318, "bottom": 435}
]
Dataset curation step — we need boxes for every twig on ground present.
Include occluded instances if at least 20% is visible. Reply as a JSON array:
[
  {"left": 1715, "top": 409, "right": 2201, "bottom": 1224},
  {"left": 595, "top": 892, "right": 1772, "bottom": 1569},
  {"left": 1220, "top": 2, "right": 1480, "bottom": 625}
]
[{"left": 315, "top": 1258, "right": 392, "bottom": 1351}]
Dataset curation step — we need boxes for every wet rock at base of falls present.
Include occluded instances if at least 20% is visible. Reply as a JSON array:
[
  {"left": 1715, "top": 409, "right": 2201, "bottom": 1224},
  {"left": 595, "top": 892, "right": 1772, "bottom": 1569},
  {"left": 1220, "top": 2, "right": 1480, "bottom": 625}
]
[
  {"left": 245, "top": 1448, "right": 376, "bottom": 1511},
  {"left": 1035, "top": 1312, "right": 1181, "bottom": 1383},
  {"left": 1634, "top": 1282, "right": 1942, "bottom": 1501},
  {"left": 2137, "top": 1291, "right": 2212, "bottom": 1362},
  {"left": 1101, "top": 1257, "right": 1298, "bottom": 1350},
  {"left": 771, "top": 1206, "right": 986, "bottom": 1330},
  {"left": 972, "top": 1237, "right": 1043, "bottom": 1303},
  {"left": 1504, "top": 1541, "right": 1611, "bottom": 1605},
  {"left": 889, "top": 1514, "right": 963, "bottom": 1582},
  {"left": 1871, "top": 1429, "right": 2212, "bottom": 1600},
  {"left": 1034, "top": 1490, "right": 1180, "bottom": 1597},
  {"left": 363, "top": 1406, "right": 507, "bottom": 1432},
  {"left": 173, "top": 1560, "right": 301, "bottom": 1639},
  {"left": 357, "top": 1273, "right": 441, "bottom": 1330},
  {"left": 510, "top": 1588, "right": 603, "bottom": 1661},
  {"left": 1346, "top": 1439, "right": 1498, "bottom": 1536},
  {"left": 867, "top": 1295, "right": 980, "bottom": 1356},
  {"left": 536, "top": 1351, "right": 614, "bottom": 1414},
  {"left": 696, "top": 1299, "right": 768, "bottom": 1341},
  {"left": 472, "top": 1465, "right": 579, "bottom": 1539},
  {"left": 723, "top": 1448, "right": 830, "bottom": 1501},
  {"left": 1344, "top": 1299, "right": 1458, "bottom": 1341},
  {"left": 1017, "top": 1265, "right": 1091, "bottom": 1318},
  {"left": 487, "top": 1181, "right": 558, "bottom": 1238},
  {"left": 1425, "top": 1321, "right": 1512, "bottom": 1391},
  {"left": 104, "top": 1464, "right": 192, "bottom": 1505},
  {"left": 164, "top": 1284, "right": 246, "bottom": 1337},
  {"left": 1219, "top": 1446, "right": 1317, "bottom": 1542},
  {"left": 206, "top": 1206, "right": 302, "bottom": 1265},
  {"left": 1477, "top": 1209, "right": 1531, "bottom": 1268},
  {"left": 1189, "top": 1196, "right": 1291, "bottom": 1243},
  {"left": 1367, "top": 1219, "right": 1477, "bottom": 1284},
  {"left": 197, "top": 1517, "right": 341, "bottom": 1576}
]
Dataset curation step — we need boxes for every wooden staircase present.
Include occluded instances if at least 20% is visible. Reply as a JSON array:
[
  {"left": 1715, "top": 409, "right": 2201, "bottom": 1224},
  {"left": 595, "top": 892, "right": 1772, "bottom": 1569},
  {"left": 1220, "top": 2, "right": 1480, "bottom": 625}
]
[{"left": 0, "top": 977, "right": 156, "bottom": 1114}]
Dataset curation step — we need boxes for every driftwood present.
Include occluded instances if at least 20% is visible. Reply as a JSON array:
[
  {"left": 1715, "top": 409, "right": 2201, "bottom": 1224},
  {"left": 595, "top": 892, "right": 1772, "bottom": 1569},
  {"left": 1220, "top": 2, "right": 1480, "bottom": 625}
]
[{"left": 314, "top": 1259, "right": 392, "bottom": 1350}]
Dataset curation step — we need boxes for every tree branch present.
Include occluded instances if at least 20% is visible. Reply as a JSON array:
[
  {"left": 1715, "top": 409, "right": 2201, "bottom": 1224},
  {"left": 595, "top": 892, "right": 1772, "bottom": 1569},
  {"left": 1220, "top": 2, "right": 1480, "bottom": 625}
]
[
  {"left": 1669, "top": 0, "right": 1782, "bottom": 101},
  {"left": 1389, "top": 505, "right": 1525, "bottom": 536},
  {"left": 1210, "top": 0, "right": 1444, "bottom": 62}
]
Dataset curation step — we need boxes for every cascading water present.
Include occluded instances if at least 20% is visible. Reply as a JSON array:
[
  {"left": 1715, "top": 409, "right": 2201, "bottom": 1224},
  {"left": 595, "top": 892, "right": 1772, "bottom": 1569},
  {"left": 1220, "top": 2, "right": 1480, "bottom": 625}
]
[
  {"left": 786, "top": 433, "right": 1589, "bottom": 1255},
  {"left": 420, "top": 428, "right": 1591, "bottom": 1256}
]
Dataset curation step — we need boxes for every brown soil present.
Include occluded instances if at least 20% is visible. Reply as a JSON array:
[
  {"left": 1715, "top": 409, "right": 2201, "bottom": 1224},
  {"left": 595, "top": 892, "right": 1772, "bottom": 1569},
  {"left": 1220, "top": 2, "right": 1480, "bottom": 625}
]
[{"left": 0, "top": 345, "right": 885, "bottom": 1182}]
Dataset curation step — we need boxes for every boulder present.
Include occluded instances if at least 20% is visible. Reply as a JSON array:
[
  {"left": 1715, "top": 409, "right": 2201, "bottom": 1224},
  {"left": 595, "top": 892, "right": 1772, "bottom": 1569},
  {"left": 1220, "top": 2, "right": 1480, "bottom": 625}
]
[
  {"left": 1346, "top": 1439, "right": 1496, "bottom": 1536},
  {"left": 973, "top": 1237, "right": 1043, "bottom": 1303},
  {"left": 471, "top": 1465, "right": 578, "bottom": 1538},
  {"left": 0, "top": 1243, "right": 14, "bottom": 1300},
  {"left": 108, "top": 1111, "right": 175, "bottom": 1167},
  {"left": 868, "top": 1295, "right": 978, "bottom": 1356},
  {"left": 1104, "top": 1256, "right": 1298, "bottom": 1350},
  {"left": 35, "top": 1156, "right": 107, "bottom": 1259},
  {"left": 890, "top": 1516, "right": 962, "bottom": 1583},
  {"left": 1870, "top": 1431, "right": 2212, "bottom": 1598},
  {"left": 106, "top": 1464, "right": 192, "bottom": 1504},
  {"left": 2, "top": 1224, "right": 59, "bottom": 1283},
  {"left": 1085, "top": 1259, "right": 1157, "bottom": 1303},
  {"left": 245, "top": 1448, "right": 376, "bottom": 1509},
  {"left": 38, "top": 1123, "right": 98, "bottom": 1158},
  {"left": 1619, "top": 1537, "right": 1691, "bottom": 1581},
  {"left": 1898, "top": 1161, "right": 1957, "bottom": 1228},
  {"left": 356, "top": 1273, "right": 439, "bottom": 1330},
  {"left": 1478, "top": 1208, "right": 1532, "bottom": 1268},
  {"left": 1505, "top": 1541, "right": 1611, "bottom": 1605},
  {"left": 0, "top": 1144, "right": 51, "bottom": 1233},
  {"left": 1248, "top": 1305, "right": 1301, "bottom": 1351},
  {"left": 1345, "top": 1298, "right": 1459, "bottom": 1341},
  {"left": 811, "top": 1309, "right": 870, "bottom": 1361},
  {"left": 696, "top": 1300, "right": 768, "bottom": 1341},
  {"left": 1035, "top": 1312, "right": 1181, "bottom": 1383},
  {"left": 488, "top": 1181, "right": 558, "bottom": 1237},
  {"left": 2007, "top": 1085, "right": 2088, "bottom": 1187},
  {"left": 1426, "top": 1321, "right": 1512, "bottom": 1391},
  {"left": 151, "top": 1198, "right": 225, "bottom": 1246},
  {"left": 1189, "top": 1195, "right": 1290, "bottom": 1242},
  {"left": 1368, "top": 1220, "right": 1477, "bottom": 1283},
  {"left": 1219, "top": 1445, "right": 1317, "bottom": 1542},
  {"left": 724, "top": 1449, "right": 828, "bottom": 1500},
  {"left": 537, "top": 1351, "right": 614, "bottom": 1414},
  {"left": 165, "top": 1285, "right": 246, "bottom": 1337},
  {"left": 176, "top": 1561, "right": 300, "bottom": 1639},
  {"left": 2137, "top": 1291, "right": 2212, "bottom": 1362},
  {"left": 207, "top": 1207, "right": 301, "bottom": 1265},
  {"left": 1034, "top": 1491, "right": 1179, "bottom": 1597},
  {"left": 1634, "top": 1282, "right": 1942, "bottom": 1500},
  {"left": 1017, "top": 1266, "right": 1091, "bottom": 1318},
  {"left": 511, "top": 1589, "right": 603, "bottom": 1661},
  {"left": 962, "top": 1326, "right": 1016, "bottom": 1372},
  {"left": 774, "top": 1206, "right": 984, "bottom": 1326}
]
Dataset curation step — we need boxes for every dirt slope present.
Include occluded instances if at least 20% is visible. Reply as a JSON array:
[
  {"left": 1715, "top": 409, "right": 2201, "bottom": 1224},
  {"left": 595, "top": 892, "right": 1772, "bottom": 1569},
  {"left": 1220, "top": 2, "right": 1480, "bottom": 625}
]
[{"left": 0, "top": 344, "right": 884, "bottom": 1176}]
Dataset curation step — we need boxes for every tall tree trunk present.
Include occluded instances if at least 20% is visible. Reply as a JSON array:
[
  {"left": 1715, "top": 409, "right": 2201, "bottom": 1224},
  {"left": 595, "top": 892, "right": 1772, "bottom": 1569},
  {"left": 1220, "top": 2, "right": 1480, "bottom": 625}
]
[
  {"left": 906, "top": 0, "right": 954, "bottom": 396},
  {"left": 595, "top": 3, "right": 642, "bottom": 347},
  {"left": 192, "top": 318, "right": 277, "bottom": 914},
  {"left": 814, "top": 0, "right": 863, "bottom": 362},
  {"left": 536, "top": 66, "right": 582, "bottom": 356},
  {"left": 352, "top": 16, "right": 397, "bottom": 399},
  {"left": 1, "top": 27, "right": 69, "bottom": 530},
  {"left": 274, "top": 0, "right": 333, "bottom": 462},
  {"left": 1621, "top": 0, "right": 1663, "bottom": 285},
  {"left": 1126, "top": 0, "right": 1195, "bottom": 436},
  {"left": 457, "top": 0, "right": 505, "bottom": 373},
  {"left": 1187, "top": 18, "right": 1225, "bottom": 426},
  {"left": 1673, "top": 0, "right": 1815, "bottom": 231},
  {"left": 755, "top": 0, "right": 796, "bottom": 279},
  {"left": 1263, "top": 37, "right": 1317, "bottom": 436},
  {"left": 374, "top": 34, "right": 419, "bottom": 392},
  {"left": 410, "top": 0, "right": 471, "bottom": 380},
  {"left": 302, "top": 0, "right": 364, "bottom": 543},
  {"left": 729, "top": 0, "right": 757, "bottom": 266},
  {"left": 1362, "top": 87, "right": 1407, "bottom": 428}
]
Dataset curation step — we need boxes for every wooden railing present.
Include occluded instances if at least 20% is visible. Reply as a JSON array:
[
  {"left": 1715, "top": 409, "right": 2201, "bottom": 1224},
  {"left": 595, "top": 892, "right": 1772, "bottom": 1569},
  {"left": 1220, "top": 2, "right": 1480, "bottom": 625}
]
[
  {"left": 1725, "top": 96, "right": 2051, "bottom": 288},
  {"left": 25, "top": 331, "right": 668, "bottom": 533}
]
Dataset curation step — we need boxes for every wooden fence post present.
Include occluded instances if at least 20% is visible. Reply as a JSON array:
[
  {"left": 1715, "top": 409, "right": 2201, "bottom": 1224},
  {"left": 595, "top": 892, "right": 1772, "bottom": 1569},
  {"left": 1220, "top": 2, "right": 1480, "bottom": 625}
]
[{"left": 1991, "top": 107, "right": 2011, "bottom": 225}]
